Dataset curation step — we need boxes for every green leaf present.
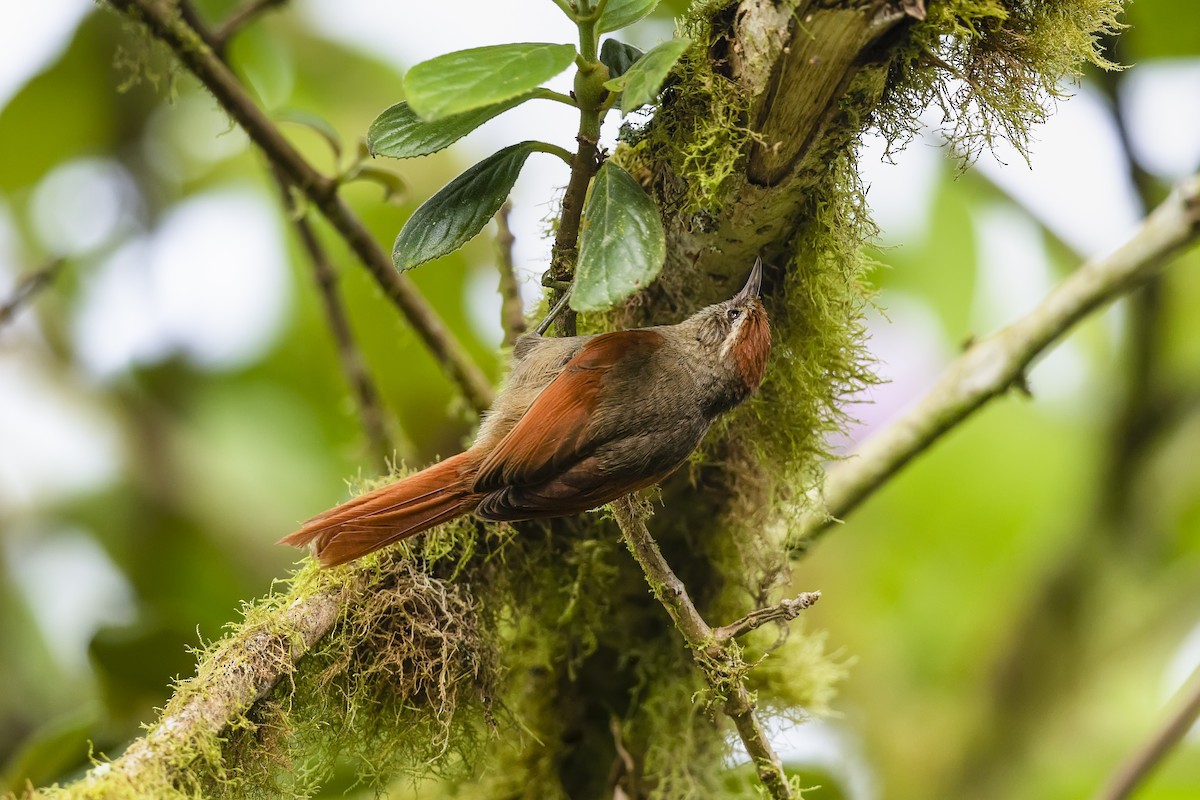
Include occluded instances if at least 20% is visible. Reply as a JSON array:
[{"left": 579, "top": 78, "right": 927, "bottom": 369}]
[
  {"left": 368, "top": 97, "right": 531, "bottom": 159},
  {"left": 604, "top": 38, "right": 690, "bottom": 113},
  {"left": 599, "top": 39, "right": 644, "bottom": 79},
  {"left": 393, "top": 142, "right": 540, "bottom": 270},
  {"left": 404, "top": 43, "right": 576, "bottom": 121},
  {"left": 597, "top": 0, "right": 660, "bottom": 33},
  {"left": 572, "top": 162, "right": 665, "bottom": 311}
]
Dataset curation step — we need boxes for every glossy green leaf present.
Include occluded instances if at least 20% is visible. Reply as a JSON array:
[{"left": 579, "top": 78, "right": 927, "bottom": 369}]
[
  {"left": 597, "top": 0, "right": 660, "bottom": 33},
  {"left": 404, "top": 43, "right": 576, "bottom": 121},
  {"left": 599, "top": 38, "right": 644, "bottom": 79},
  {"left": 604, "top": 38, "right": 690, "bottom": 113},
  {"left": 367, "top": 97, "right": 532, "bottom": 160},
  {"left": 393, "top": 142, "right": 540, "bottom": 270},
  {"left": 572, "top": 162, "right": 665, "bottom": 311}
]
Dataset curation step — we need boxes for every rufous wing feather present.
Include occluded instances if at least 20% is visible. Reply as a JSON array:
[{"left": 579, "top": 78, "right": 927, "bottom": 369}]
[
  {"left": 279, "top": 452, "right": 478, "bottom": 568},
  {"left": 472, "top": 330, "right": 665, "bottom": 519}
]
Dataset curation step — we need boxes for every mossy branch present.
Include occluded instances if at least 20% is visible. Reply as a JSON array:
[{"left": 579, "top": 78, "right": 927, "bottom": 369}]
[
  {"left": 66, "top": 570, "right": 355, "bottom": 797},
  {"left": 107, "top": 0, "right": 496, "bottom": 414},
  {"left": 790, "top": 173, "right": 1200, "bottom": 550},
  {"left": 612, "top": 497, "right": 819, "bottom": 800}
]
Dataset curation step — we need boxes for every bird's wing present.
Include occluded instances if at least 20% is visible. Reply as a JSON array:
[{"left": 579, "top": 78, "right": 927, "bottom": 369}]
[{"left": 472, "top": 329, "right": 662, "bottom": 494}]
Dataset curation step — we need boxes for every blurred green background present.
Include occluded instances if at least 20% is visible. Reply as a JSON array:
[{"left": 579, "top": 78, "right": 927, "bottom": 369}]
[{"left": 0, "top": 1, "right": 1198, "bottom": 797}]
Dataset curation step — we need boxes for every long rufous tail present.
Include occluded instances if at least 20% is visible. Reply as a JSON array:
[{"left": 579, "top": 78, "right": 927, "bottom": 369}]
[{"left": 279, "top": 452, "right": 477, "bottom": 568}]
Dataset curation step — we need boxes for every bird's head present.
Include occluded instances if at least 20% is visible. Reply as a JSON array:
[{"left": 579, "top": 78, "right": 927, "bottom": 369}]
[{"left": 687, "top": 257, "right": 771, "bottom": 395}]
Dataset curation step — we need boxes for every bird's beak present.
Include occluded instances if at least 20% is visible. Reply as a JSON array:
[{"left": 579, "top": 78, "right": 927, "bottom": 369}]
[{"left": 733, "top": 257, "right": 763, "bottom": 304}]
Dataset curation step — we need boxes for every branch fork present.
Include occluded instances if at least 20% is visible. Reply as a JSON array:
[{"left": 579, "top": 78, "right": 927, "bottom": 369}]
[{"left": 612, "top": 497, "right": 819, "bottom": 800}]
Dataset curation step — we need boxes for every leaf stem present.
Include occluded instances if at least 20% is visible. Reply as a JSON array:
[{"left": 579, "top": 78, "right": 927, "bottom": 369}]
[
  {"left": 532, "top": 87, "right": 579, "bottom": 108},
  {"left": 530, "top": 141, "right": 576, "bottom": 165}
]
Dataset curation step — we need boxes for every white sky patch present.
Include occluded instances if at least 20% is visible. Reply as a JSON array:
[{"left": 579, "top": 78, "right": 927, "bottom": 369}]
[
  {"left": 0, "top": 358, "right": 122, "bottom": 509},
  {"left": 73, "top": 188, "right": 290, "bottom": 376},
  {"left": 5, "top": 525, "right": 137, "bottom": 672},
  {"left": 1121, "top": 59, "right": 1200, "bottom": 181},
  {"left": 0, "top": 0, "right": 90, "bottom": 112},
  {"left": 973, "top": 83, "right": 1143, "bottom": 259},
  {"left": 859, "top": 130, "right": 943, "bottom": 247},
  {"left": 838, "top": 293, "right": 951, "bottom": 451}
]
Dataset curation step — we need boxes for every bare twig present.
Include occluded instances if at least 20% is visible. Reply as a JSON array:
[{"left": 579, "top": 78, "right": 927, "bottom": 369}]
[
  {"left": 612, "top": 497, "right": 796, "bottom": 799},
  {"left": 0, "top": 260, "right": 64, "bottom": 327},
  {"left": 1095, "top": 665, "right": 1200, "bottom": 800},
  {"left": 791, "top": 173, "right": 1200, "bottom": 551},
  {"left": 714, "top": 592, "right": 821, "bottom": 644},
  {"left": 272, "top": 168, "right": 392, "bottom": 470},
  {"left": 494, "top": 201, "right": 527, "bottom": 347},
  {"left": 108, "top": 0, "right": 495, "bottom": 414}
]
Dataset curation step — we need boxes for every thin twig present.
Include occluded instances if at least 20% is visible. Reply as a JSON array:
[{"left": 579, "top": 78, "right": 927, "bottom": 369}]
[
  {"left": 790, "top": 173, "right": 1200, "bottom": 551},
  {"left": 612, "top": 497, "right": 796, "bottom": 799},
  {"left": 212, "top": 0, "right": 288, "bottom": 56},
  {"left": 494, "top": 201, "right": 527, "bottom": 348},
  {"left": 109, "top": 0, "right": 496, "bottom": 414},
  {"left": 1095, "top": 665, "right": 1200, "bottom": 800},
  {"left": 713, "top": 592, "right": 821, "bottom": 643},
  {"left": 0, "top": 260, "right": 64, "bottom": 327},
  {"left": 271, "top": 167, "right": 392, "bottom": 470}
]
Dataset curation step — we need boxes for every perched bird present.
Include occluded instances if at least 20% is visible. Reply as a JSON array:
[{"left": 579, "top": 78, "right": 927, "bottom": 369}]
[{"left": 281, "top": 258, "right": 771, "bottom": 567}]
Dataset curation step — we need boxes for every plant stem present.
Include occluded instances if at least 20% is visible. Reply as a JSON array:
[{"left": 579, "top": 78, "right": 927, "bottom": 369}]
[
  {"left": 548, "top": 15, "right": 607, "bottom": 337},
  {"left": 612, "top": 498, "right": 796, "bottom": 800}
]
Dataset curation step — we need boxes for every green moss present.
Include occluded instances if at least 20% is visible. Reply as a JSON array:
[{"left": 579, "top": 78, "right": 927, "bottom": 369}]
[{"left": 609, "top": 35, "right": 751, "bottom": 219}]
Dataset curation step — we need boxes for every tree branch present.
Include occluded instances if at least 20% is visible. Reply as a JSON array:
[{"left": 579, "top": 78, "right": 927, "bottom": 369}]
[
  {"left": 74, "top": 575, "right": 352, "bottom": 794},
  {"left": 108, "top": 0, "right": 496, "bottom": 414},
  {"left": 612, "top": 497, "right": 802, "bottom": 800},
  {"left": 790, "top": 173, "right": 1200, "bottom": 550},
  {"left": 0, "top": 259, "right": 63, "bottom": 328},
  {"left": 271, "top": 168, "right": 393, "bottom": 470},
  {"left": 1095, "top": 664, "right": 1200, "bottom": 800},
  {"left": 713, "top": 592, "right": 821, "bottom": 644},
  {"left": 494, "top": 201, "right": 527, "bottom": 348}
]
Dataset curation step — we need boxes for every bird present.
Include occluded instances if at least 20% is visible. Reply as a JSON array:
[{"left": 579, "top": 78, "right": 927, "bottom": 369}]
[{"left": 281, "top": 258, "right": 770, "bottom": 568}]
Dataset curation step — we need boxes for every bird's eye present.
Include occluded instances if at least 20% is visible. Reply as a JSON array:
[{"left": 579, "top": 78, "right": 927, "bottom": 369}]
[{"left": 726, "top": 308, "right": 742, "bottom": 321}]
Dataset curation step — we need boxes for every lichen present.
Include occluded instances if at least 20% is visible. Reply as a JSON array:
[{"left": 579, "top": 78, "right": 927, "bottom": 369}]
[{"left": 876, "top": 0, "right": 1125, "bottom": 160}]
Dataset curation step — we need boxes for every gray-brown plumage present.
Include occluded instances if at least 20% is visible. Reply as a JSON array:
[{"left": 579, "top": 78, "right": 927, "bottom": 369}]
[{"left": 281, "top": 259, "right": 771, "bottom": 567}]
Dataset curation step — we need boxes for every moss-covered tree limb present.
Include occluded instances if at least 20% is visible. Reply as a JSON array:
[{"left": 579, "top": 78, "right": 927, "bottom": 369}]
[
  {"left": 789, "top": 172, "right": 1200, "bottom": 550},
  {"left": 611, "top": 497, "right": 817, "bottom": 800},
  {"left": 66, "top": 572, "right": 354, "bottom": 797},
  {"left": 107, "top": 0, "right": 496, "bottom": 414}
]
